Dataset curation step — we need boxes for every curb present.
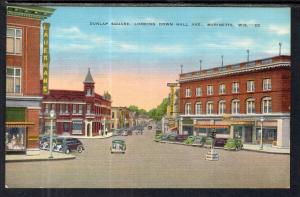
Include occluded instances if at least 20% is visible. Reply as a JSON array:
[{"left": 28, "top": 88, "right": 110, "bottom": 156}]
[
  {"left": 154, "top": 139, "right": 290, "bottom": 154},
  {"left": 6, "top": 155, "right": 76, "bottom": 163}
]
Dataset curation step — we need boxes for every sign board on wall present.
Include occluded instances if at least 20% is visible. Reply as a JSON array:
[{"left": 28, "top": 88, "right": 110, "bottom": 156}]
[{"left": 42, "top": 23, "right": 50, "bottom": 94}]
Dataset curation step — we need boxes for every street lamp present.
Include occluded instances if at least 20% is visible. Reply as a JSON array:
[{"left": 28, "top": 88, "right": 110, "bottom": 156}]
[
  {"left": 103, "top": 117, "right": 106, "bottom": 136},
  {"left": 49, "top": 109, "right": 56, "bottom": 159},
  {"left": 260, "top": 117, "right": 265, "bottom": 150}
]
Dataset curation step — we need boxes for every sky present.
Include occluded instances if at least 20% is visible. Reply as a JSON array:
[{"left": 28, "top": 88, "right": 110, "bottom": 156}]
[{"left": 44, "top": 6, "right": 290, "bottom": 110}]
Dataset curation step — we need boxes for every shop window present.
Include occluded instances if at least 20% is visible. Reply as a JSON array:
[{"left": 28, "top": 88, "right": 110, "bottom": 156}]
[
  {"left": 7, "top": 27, "right": 22, "bottom": 54},
  {"left": 72, "top": 121, "right": 83, "bottom": 134},
  {"left": 216, "top": 128, "right": 229, "bottom": 135},
  {"left": 6, "top": 127, "right": 26, "bottom": 152},
  {"left": 6, "top": 67, "right": 21, "bottom": 94},
  {"left": 63, "top": 122, "right": 69, "bottom": 132}
]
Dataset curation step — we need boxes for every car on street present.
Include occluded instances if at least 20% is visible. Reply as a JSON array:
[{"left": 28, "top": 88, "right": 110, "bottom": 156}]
[
  {"left": 175, "top": 134, "right": 189, "bottom": 142},
  {"left": 167, "top": 132, "right": 178, "bottom": 141},
  {"left": 110, "top": 139, "right": 126, "bottom": 154},
  {"left": 122, "top": 130, "right": 128, "bottom": 136},
  {"left": 148, "top": 125, "right": 152, "bottom": 130},
  {"left": 214, "top": 138, "right": 228, "bottom": 147},
  {"left": 224, "top": 138, "right": 243, "bottom": 150},
  {"left": 53, "top": 137, "right": 84, "bottom": 154}
]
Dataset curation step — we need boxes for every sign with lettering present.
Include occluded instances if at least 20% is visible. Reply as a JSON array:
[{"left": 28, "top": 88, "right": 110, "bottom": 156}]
[{"left": 42, "top": 23, "right": 50, "bottom": 94}]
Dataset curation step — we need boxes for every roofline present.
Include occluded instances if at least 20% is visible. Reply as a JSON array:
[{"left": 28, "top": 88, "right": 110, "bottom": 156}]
[{"left": 7, "top": 6, "right": 55, "bottom": 20}]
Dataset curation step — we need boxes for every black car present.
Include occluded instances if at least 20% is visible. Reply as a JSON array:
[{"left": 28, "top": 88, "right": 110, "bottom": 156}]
[{"left": 53, "top": 137, "right": 84, "bottom": 154}]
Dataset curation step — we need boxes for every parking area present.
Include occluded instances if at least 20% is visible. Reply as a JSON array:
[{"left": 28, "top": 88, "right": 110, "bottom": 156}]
[{"left": 5, "top": 126, "right": 289, "bottom": 188}]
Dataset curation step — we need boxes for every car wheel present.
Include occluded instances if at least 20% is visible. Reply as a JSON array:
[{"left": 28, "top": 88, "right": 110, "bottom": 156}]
[
  {"left": 77, "top": 146, "right": 83, "bottom": 153},
  {"left": 65, "top": 148, "right": 70, "bottom": 154}
]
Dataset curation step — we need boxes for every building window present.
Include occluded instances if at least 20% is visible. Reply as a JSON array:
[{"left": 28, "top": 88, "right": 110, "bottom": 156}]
[
  {"left": 262, "top": 97, "right": 272, "bottom": 114},
  {"left": 247, "top": 80, "right": 255, "bottom": 92},
  {"left": 7, "top": 28, "right": 22, "bottom": 54},
  {"left": 207, "top": 85, "right": 213, "bottom": 95},
  {"left": 218, "top": 100, "right": 226, "bottom": 114},
  {"left": 219, "top": 84, "right": 226, "bottom": 95},
  {"left": 65, "top": 104, "right": 69, "bottom": 114},
  {"left": 6, "top": 67, "right": 21, "bottom": 94},
  {"left": 72, "top": 121, "right": 83, "bottom": 134},
  {"left": 196, "top": 87, "right": 202, "bottom": 97},
  {"left": 246, "top": 98, "right": 255, "bottom": 114},
  {"left": 206, "top": 101, "right": 214, "bottom": 114},
  {"left": 263, "top": 78, "right": 272, "bottom": 91},
  {"left": 72, "top": 104, "right": 77, "bottom": 114},
  {"left": 232, "top": 82, "right": 239, "bottom": 93},
  {"left": 78, "top": 105, "right": 83, "bottom": 114},
  {"left": 195, "top": 102, "right": 202, "bottom": 115},
  {"left": 185, "top": 103, "right": 191, "bottom": 115},
  {"left": 112, "top": 112, "right": 115, "bottom": 119},
  {"left": 45, "top": 104, "right": 49, "bottom": 114},
  {"left": 185, "top": 88, "right": 191, "bottom": 97},
  {"left": 63, "top": 122, "right": 69, "bottom": 132},
  {"left": 87, "top": 104, "right": 91, "bottom": 114},
  {"left": 59, "top": 104, "right": 63, "bottom": 114},
  {"left": 231, "top": 99, "right": 240, "bottom": 114}
]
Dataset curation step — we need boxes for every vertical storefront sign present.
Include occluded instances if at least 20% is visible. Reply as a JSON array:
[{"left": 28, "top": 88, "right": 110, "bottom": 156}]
[
  {"left": 42, "top": 23, "right": 50, "bottom": 94},
  {"left": 167, "top": 83, "right": 177, "bottom": 114}
]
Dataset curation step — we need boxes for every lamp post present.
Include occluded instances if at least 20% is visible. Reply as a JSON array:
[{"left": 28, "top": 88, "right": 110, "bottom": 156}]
[
  {"left": 103, "top": 117, "right": 106, "bottom": 136},
  {"left": 49, "top": 109, "right": 56, "bottom": 159},
  {"left": 260, "top": 117, "right": 265, "bottom": 150}
]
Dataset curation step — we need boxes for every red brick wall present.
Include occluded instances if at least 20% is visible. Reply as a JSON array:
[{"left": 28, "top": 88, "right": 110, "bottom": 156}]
[
  {"left": 26, "top": 109, "right": 40, "bottom": 148},
  {"left": 179, "top": 67, "right": 290, "bottom": 114},
  {"left": 7, "top": 16, "right": 41, "bottom": 96}
]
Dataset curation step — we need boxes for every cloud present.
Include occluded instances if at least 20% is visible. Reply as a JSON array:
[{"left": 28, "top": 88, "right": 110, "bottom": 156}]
[
  {"left": 205, "top": 38, "right": 254, "bottom": 49},
  {"left": 52, "top": 43, "right": 94, "bottom": 52},
  {"left": 267, "top": 24, "right": 290, "bottom": 35}
]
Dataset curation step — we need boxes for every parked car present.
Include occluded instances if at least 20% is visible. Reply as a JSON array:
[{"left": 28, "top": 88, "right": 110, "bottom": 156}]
[
  {"left": 192, "top": 136, "right": 206, "bottom": 146},
  {"left": 53, "top": 137, "right": 84, "bottom": 154},
  {"left": 167, "top": 132, "right": 178, "bottom": 141},
  {"left": 224, "top": 138, "right": 243, "bottom": 150},
  {"left": 110, "top": 139, "right": 126, "bottom": 154},
  {"left": 39, "top": 135, "right": 58, "bottom": 150},
  {"left": 122, "top": 130, "right": 128, "bottom": 136},
  {"left": 214, "top": 138, "right": 228, "bottom": 147},
  {"left": 175, "top": 134, "right": 189, "bottom": 142},
  {"left": 183, "top": 136, "right": 195, "bottom": 145},
  {"left": 148, "top": 125, "right": 152, "bottom": 130}
]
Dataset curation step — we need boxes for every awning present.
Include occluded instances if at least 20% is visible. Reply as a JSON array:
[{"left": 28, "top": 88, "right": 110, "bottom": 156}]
[
  {"left": 5, "top": 122, "right": 34, "bottom": 128},
  {"left": 194, "top": 124, "right": 229, "bottom": 129}
]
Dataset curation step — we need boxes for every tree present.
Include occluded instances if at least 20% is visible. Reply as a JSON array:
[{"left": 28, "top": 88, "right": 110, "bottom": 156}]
[
  {"left": 103, "top": 91, "right": 111, "bottom": 101},
  {"left": 148, "top": 98, "right": 168, "bottom": 121}
]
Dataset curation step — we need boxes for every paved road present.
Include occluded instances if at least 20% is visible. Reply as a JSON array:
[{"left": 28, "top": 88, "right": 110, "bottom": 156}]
[{"left": 6, "top": 127, "right": 289, "bottom": 188}]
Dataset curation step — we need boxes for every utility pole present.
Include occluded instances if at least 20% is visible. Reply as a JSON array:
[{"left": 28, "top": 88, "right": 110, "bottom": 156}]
[
  {"left": 199, "top": 60, "right": 202, "bottom": 71},
  {"left": 247, "top": 49, "right": 250, "bottom": 63},
  {"left": 279, "top": 42, "right": 282, "bottom": 56},
  {"left": 221, "top": 55, "right": 224, "bottom": 67},
  {"left": 180, "top": 65, "right": 183, "bottom": 74}
]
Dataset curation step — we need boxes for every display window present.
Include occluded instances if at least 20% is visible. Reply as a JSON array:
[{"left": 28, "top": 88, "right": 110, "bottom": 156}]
[{"left": 6, "top": 127, "right": 26, "bottom": 152}]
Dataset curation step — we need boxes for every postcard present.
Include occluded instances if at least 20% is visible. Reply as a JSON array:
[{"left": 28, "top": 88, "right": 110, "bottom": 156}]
[{"left": 4, "top": 5, "right": 290, "bottom": 188}]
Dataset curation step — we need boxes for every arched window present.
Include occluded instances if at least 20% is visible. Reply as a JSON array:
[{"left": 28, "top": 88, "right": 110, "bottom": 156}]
[
  {"left": 185, "top": 103, "right": 191, "bottom": 115},
  {"left": 195, "top": 102, "right": 202, "bottom": 115},
  {"left": 218, "top": 100, "right": 226, "bottom": 114},
  {"left": 206, "top": 101, "right": 214, "bottom": 114},
  {"left": 246, "top": 98, "right": 255, "bottom": 114},
  {"left": 231, "top": 99, "right": 240, "bottom": 114},
  {"left": 262, "top": 97, "right": 272, "bottom": 114}
]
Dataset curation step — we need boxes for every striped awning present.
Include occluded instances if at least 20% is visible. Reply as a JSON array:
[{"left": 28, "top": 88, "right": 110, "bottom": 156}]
[
  {"left": 5, "top": 122, "right": 34, "bottom": 128},
  {"left": 194, "top": 124, "right": 229, "bottom": 129}
]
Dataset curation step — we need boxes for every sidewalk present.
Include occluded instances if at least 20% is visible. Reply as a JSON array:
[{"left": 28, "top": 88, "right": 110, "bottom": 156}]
[
  {"left": 6, "top": 150, "right": 76, "bottom": 162},
  {"left": 155, "top": 140, "right": 290, "bottom": 154},
  {"left": 62, "top": 132, "right": 113, "bottom": 139},
  {"left": 243, "top": 144, "right": 290, "bottom": 154}
]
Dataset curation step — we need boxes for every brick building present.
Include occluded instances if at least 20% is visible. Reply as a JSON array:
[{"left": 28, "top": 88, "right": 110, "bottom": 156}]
[
  {"left": 178, "top": 55, "right": 290, "bottom": 148},
  {"left": 5, "top": 6, "right": 54, "bottom": 154},
  {"left": 41, "top": 69, "right": 112, "bottom": 138}
]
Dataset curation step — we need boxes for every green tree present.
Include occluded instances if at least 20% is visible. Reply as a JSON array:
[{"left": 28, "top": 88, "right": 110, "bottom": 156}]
[
  {"left": 103, "top": 91, "right": 111, "bottom": 101},
  {"left": 148, "top": 98, "right": 168, "bottom": 121}
]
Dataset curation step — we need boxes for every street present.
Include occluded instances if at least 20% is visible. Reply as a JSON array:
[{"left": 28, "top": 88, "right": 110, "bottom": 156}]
[{"left": 5, "top": 127, "right": 289, "bottom": 188}]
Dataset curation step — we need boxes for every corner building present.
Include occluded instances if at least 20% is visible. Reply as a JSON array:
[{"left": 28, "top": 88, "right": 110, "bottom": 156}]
[
  {"left": 41, "top": 69, "right": 112, "bottom": 138},
  {"left": 5, "top": 6, "right": 54, "bottom": 155},
  {"left": 178, "top": 55, "right": 290, "bottom": 148}
]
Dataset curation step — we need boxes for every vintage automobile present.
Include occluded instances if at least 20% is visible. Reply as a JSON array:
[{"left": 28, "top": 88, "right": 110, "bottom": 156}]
[
  {"left": 110, "top": 139, "right": 126, "bottom": 154},
  {"left": 147, "top": 125, "right": 153, "bottom": 130},
  {"left": 53, "top": 137, "right": 84, "bottom": 154},
  {"left": 214, "top": 138, "right": 228, "bottom": 147},
  {"left": 175, "top": 134, "right": 189, "bottom": 142},
  {"left": 224, "top": 138, "right": 243, "bottom": 150},
  {"left": 167, "top": 132, "right": 178, "bottom": 141}
]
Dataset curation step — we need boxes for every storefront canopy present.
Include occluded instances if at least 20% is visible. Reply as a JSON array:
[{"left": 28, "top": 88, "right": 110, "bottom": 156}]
[
  {"left": 194, "top": 124, "right": 229, "bottom": 129},
  {"left": 6, "top": 122, "right": 34, "bottom": 128}
]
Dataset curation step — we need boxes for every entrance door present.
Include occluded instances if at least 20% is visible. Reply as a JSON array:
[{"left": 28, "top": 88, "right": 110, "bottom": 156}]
[
  {"left": 87, "top": 123, "right": 91, "bottom": 137},
  {"left": 244, "top": 126, "right": 252, "bottom": 143}
]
